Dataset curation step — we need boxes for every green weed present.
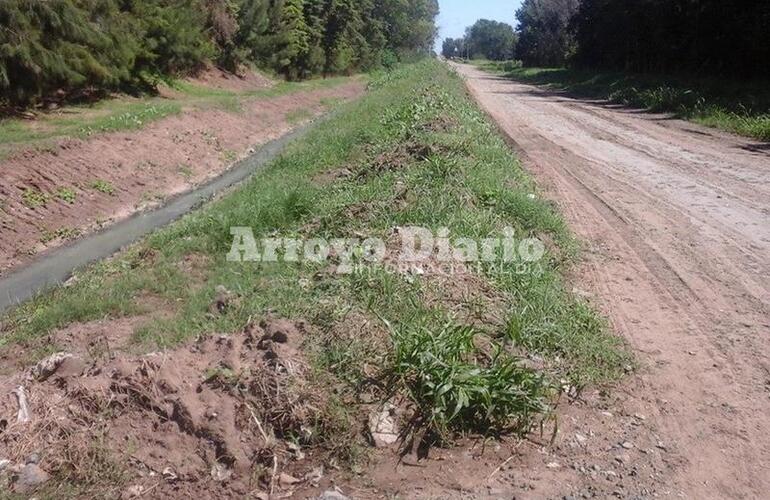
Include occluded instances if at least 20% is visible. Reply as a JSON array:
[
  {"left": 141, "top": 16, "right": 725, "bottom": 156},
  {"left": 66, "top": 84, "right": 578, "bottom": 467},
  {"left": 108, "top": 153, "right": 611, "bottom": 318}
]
[
  {"left": 40, "top": 226, "right": 81, "bottom": 244},
  {"left": 55, "top": 187, "right": 77, "bottom": 204},
  {"left": 90, "top": 180, "right": 116, "bottom": 195},
  {"left": 390, "top": 321, "right": 549, "bottom": 437},
  {"left": 21, "top": 188, "right": 50, "bottom": 208}
]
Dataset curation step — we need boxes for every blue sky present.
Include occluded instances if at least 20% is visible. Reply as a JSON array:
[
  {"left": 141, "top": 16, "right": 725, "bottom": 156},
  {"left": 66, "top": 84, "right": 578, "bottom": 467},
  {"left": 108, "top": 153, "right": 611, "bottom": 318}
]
[{"left": 436, "top": 0, "right": 522, "bottom": 49}]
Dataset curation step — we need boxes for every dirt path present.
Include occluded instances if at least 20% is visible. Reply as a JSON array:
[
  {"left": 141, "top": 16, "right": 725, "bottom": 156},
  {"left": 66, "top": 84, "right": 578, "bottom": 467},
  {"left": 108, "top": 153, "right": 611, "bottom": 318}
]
[{"left": 453, "top": 62, "right": 770, "bottom": 499}]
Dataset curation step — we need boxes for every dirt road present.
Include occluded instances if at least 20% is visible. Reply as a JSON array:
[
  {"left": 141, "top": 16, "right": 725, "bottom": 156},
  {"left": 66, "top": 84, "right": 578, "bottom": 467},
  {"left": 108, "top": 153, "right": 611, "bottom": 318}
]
[{"left": 454, "top": 63, "right": 770, "bottom": 498}]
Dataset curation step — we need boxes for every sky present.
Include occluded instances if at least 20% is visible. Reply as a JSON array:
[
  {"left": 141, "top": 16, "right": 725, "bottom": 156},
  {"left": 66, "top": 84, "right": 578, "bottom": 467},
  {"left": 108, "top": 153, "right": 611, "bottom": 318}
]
[{"left": 436, "top": 0, "right": 522, "bottom": 49}]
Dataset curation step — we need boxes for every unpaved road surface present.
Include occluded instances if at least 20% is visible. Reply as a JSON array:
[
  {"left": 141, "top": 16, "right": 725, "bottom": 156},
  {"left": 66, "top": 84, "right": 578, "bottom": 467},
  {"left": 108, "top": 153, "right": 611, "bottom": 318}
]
[{"left": 454, "top": 63, "right": 770, "bottom": 498}]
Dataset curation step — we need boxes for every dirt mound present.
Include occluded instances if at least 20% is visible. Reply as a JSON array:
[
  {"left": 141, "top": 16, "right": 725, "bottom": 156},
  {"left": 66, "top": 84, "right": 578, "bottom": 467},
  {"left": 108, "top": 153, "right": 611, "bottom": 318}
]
[
  {"left": 187, "top": 65, "right": 273, "bottom": 92},
  {"left": 0, "top": 318, "right": 333, "bottom": 497}
]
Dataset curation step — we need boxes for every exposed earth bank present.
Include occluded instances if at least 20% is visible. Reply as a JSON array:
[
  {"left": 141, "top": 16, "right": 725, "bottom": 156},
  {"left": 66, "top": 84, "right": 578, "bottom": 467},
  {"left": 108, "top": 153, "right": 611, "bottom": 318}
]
[{"left": 0, "top": 73, "right": 365, "bottom": 276}]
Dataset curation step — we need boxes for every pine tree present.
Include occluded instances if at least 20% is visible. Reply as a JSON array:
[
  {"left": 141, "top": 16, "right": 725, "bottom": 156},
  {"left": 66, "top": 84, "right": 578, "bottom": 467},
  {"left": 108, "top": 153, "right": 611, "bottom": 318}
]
[{"left": 0, "top": 0, "right": 136, "bottom": 105}]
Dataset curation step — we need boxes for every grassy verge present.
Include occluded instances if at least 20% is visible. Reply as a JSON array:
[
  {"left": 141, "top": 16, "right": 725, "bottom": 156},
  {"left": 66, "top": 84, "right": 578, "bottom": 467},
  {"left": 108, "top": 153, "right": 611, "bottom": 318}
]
[
  {"left": 1, "top": 60, "right": 628, "bottom": 462},
  {"left": 477, "top": 61, "right": 770, "bottom": 141},
  {"left": 0, "top": 73, "right": 355, "bottom": 159}
]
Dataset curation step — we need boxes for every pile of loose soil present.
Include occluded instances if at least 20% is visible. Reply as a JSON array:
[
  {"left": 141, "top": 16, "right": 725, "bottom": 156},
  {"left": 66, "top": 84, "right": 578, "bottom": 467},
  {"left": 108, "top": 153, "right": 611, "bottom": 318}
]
[{"left": 0, "top": 318, "right": 340, "bottom": 498}]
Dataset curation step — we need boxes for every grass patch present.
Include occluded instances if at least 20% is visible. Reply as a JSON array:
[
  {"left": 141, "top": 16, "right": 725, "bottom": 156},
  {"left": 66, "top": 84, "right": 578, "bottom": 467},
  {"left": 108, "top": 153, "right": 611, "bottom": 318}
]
[
  {"left": 55, "top": 187, "right": 77, "bottom": 204},
  {"left": 285, "top": 108, "right": 314, "bottom": 124},
  {"left": 0, "top": 75, "right": 357, "bottom": 159},
  {"left": 21, "top": 188, "right": 50, "bottom": 208},
  {"left": 90, "top": 179, "right": 116, "bottom": 195},
  {"left": 1, "top": 61, "right": 628, "bottom": 461},
  {"left": 477, "top": 61, "right": 770, "bottom": 141},
  {"left": 40, "top": 226, "right": 81, "bottom": 244}
]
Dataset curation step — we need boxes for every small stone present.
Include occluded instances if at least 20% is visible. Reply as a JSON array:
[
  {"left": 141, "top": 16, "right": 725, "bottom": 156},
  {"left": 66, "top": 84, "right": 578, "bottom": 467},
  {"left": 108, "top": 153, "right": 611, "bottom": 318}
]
[
  {"left": 210, "top": 463, "right": 232, "bottom": 482},
  {"left": 121, "top": 485, "right": 145, "bottom": 499},
  {"left": 0, "top": 459, "right": 11, "bottom": 471},
  {"left": 546, "top": 462, "right": 561, "bottom": 469},
  {"left": 287, "top": 441, "right": 305, "bottom": 461},
  {"left": 318, "top": 490, "right": 350, "bottom": 500},
  {"left": 279, "top": 473, "right": 301, "bottom": 487},
  {"left": 304, "top": 465, "right": 323, "bottom": 486},
  {"left": 28, "top": 352, "right": 83, "bottom": 381},
  {"left": 621, "top": 441, "right": 634, "bottom": 450},
  {"left": 575, "top": 433, "right": 588, "bottom": 445},
  {"left": 615, "top": 454, "right": 630, "bottom": 464},
  {"left": 25, "top": 453, "right": 40, "bottom": 465},
  {"left": 162, "top": 467, "right": 178, "bottom": 482},
  {"left": 14, "top": 463, "right": 49, "bottom": 493},
  {"left": 368, "top": 403, "right": 399, "bottom": 448}
]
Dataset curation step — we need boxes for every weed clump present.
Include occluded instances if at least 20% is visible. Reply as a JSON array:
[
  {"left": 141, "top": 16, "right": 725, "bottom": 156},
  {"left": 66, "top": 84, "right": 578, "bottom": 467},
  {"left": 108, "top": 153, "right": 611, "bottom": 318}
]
[{"left": 389, "top": 322, "right": 549, "bottom": 438}]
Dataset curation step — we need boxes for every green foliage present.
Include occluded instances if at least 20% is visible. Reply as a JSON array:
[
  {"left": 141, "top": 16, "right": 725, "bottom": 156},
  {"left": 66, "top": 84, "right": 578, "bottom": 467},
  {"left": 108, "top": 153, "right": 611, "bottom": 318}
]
[
  {"left": 442, "top": 19, "right": 516, "bottom": 61},
  {"left": 572, "top": 0, "right": 770, "bottom": 78},
  {"left": 487, "top": 65, "right": 770, "bottom": 142},
  {"left": 55, "top": 187, "right": 77, "bottom": 204},
  {"left": 441, "top": 38, "right": 464, "bottom": 59},
  {"left": 0, "top": 0, "right": 137, "bottom": 105},
  {"left": 1, "top": 0, "right": 439, "bottom": 108},
  {"left": 90, "top": 179, "right": 115, "bottom": 195},
  {"left": 22, "top": 188, "right": 50, "bottom": 208},
  {"left": 464, "top": 19, "right": 517, "bottom": 61},
  {"left": 515, "top": 0, "right": 578, "bottom": 67},
  {"left": 128, "top": 0, "right": 214, "bottom": 81},
  {"left": 391, "top": 322, "right": 549, "bottom": 436}
]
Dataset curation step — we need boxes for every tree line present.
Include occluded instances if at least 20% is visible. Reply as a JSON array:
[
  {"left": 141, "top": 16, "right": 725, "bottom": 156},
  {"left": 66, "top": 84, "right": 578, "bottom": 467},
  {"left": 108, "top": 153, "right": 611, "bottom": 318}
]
[
  {"left": 442, "top": 19, "right": 516, "bottom": 61},
  {"left": 0, "top": 0, "right": 439, "bottom": 107},
  {"left": 442, "top": 0, "right": 770, "bottom": 78},
  {"left": 572, "top": 0, "right": 769, "bottom": 78}
]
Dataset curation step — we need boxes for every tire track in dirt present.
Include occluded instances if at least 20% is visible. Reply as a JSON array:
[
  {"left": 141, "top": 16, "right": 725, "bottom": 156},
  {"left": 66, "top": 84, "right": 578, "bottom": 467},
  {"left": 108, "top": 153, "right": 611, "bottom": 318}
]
[{"left": 453, "top": 63, "right": 770, "bottom": 499}]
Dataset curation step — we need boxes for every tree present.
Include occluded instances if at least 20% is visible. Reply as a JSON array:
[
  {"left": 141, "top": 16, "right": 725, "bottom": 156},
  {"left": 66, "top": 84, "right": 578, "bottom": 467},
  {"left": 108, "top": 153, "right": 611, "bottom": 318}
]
[
  {"left": 571, "top": 0, "right": 770, "bottom": 78},
  {"left": 441, "top": 38, "right": 463, "bottom": 59},
  {"left": 0, "top": 0, "right": 136, "bottom": 105},
  {"left": 464, "top": 19, "right": 516, "bottom": 61},
  {"left": 1, "top": 0, "right": 441, "bottom": 108},
  {"left": 515, "top": 0, "right": 578, "bottom": 67},
  {"left": 128, "top": 0, "right": 213, "bottom": 79}
]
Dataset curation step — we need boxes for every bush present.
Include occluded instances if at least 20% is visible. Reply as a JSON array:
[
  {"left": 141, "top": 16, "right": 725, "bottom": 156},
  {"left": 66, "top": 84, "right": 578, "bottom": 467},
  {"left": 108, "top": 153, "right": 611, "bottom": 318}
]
[{"left": 390, "top": 322, "right": 549, "bottom": 437}]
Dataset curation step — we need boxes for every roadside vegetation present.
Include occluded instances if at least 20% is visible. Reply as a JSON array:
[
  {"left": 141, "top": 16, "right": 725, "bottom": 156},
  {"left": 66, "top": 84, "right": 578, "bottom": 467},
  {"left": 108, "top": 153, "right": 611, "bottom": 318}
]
[
  {"left": 478, "top": 62, "right": 770, "bottom": 141},
  {"left": 0, "top": 0, "right": 438, "bottom": 111},
  {"left": 0, "top": 60, "right": 628, "bottom": 494},
  {"left": 0, "top": 74, "right": 352, "bottom": 159},
  {"left": 444, "top": 1, "right": 770, "bottom": 142}
]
